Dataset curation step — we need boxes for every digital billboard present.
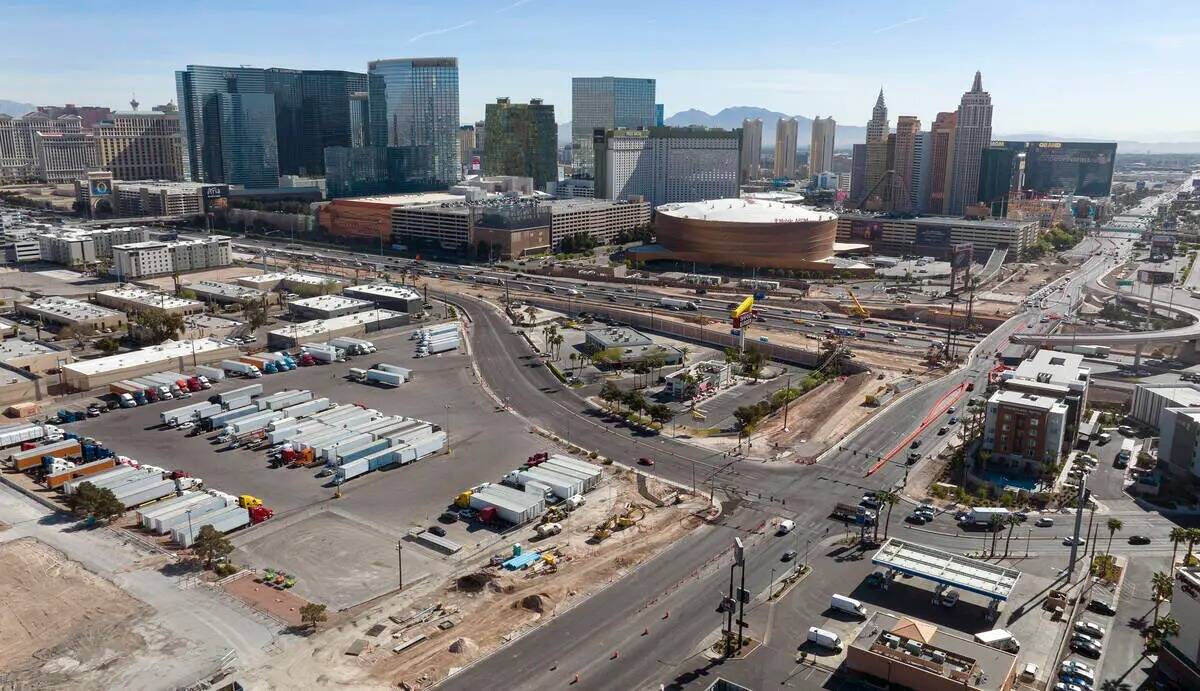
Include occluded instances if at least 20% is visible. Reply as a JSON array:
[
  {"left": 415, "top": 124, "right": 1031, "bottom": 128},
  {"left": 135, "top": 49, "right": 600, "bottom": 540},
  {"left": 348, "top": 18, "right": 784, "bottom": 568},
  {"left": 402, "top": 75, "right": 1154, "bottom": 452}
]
[
  {"left": 915, "top": 224, "right": 951, "bottom": 246},
  {"left": 1137, "top": 269, "right": 1173, "bottom": 285},
  {"left": 949, "top": 243, "right": 973, "bottom": 294},
  {"left": 849, "top": 220, "right": 881, "bottom": 240},
  {"left": 88, "top": 177, "right": 112, "bottom": 197},
  {"left": 989, "top": 141, "right": 1117, "bottom": 198}
]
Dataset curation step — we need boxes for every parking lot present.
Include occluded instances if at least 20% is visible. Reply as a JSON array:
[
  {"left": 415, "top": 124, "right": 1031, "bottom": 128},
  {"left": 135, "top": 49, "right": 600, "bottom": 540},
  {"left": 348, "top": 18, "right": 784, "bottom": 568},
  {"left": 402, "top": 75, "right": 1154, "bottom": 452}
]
[{"left": 63, "top": 321, "right": 554, "bottom": 608}]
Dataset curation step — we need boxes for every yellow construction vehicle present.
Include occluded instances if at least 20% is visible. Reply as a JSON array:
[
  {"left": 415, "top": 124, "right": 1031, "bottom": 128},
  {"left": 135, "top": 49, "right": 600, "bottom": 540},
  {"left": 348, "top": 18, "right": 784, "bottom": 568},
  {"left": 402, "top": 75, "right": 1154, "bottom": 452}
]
[
  {"left": 592, "top": 517, "right": 616, "bottom": 541},
  {"left": 845, "top": 287, "right": 870, "bottom": 319}
]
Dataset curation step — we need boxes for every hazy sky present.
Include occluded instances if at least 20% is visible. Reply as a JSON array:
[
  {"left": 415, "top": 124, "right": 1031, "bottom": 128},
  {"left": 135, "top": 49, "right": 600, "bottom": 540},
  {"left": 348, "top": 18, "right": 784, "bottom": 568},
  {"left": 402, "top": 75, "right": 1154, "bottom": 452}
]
[{"left": 2, "top": 0, "right": 1197, "bottom": 140}]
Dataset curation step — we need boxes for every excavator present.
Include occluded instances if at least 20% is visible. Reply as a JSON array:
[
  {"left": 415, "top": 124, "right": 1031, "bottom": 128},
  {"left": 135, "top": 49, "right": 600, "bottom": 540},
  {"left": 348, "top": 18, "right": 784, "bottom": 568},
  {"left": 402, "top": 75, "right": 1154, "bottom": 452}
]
[{"left": 592, "top": 503, "right": 648, "bottom": 542}]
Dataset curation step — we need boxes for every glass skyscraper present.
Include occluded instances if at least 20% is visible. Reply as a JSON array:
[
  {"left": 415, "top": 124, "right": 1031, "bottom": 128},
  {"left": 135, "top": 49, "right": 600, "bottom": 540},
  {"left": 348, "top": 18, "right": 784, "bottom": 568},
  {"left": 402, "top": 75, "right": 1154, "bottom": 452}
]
[
  {"left": 483, "top": 98, "right": 557, "bottom": 189},
  {"left": 367, "top": 58, "right": 460, "bottom": 185},
  {"left": 571, "top": 77, "right": 656, "bottom": 175},
  {"left": 324, "top": 145, "right": 434, "bottom": 199},
  {"left": 217, "top": 93, "right": 279, "bottom": 189},
  {"left": 175, "top": 65, "right": 366, "bottom": 185}
]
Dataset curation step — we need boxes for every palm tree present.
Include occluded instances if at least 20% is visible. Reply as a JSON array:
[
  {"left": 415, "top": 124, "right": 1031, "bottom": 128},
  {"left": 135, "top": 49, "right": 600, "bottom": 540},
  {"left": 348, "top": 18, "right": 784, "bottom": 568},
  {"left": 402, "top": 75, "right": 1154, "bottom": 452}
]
[
  {"left": 678, "top": 345, "right": 691, "bottom": 364},
  {"left": 1100, "top": 679, "right": 1132, "bottom": 691},
  {"left": 1106, "top": 518, "right": 1123, "bottom": 557},
  {"left": 569, "top": 352, "right": 579, "bottom": 376},
  {"left": 1152, "top": 570, "right": 1174, "bottom": 626},
  {"left": 1187, "top": 528, "right": 1200, "bottom": 564},
  {"left": 1003, "top": 513, "right": 1022, "bottom": 557},
  {"left": 1146, "top": 615, "right": 1181, "bottom": 652},
  {"left": 989, "top": 515, "right": 1003, "bottom": 557},
  {"left": 1170, "top": 526, "right": 1189, "bottom": 567},
  {"left": 876, "top": 490, "right": 899, "bottom": 541}
]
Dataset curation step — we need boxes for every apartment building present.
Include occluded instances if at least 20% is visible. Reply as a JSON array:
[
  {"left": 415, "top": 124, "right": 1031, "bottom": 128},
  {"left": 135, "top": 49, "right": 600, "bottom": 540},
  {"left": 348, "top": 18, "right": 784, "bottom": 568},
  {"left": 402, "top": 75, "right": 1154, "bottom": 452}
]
[
  {"left": 111, "top": 236, "right": 231, "bottom": 278},
  {"left": 1157, "top": 567, "right": 1200, "bottom": 687}
]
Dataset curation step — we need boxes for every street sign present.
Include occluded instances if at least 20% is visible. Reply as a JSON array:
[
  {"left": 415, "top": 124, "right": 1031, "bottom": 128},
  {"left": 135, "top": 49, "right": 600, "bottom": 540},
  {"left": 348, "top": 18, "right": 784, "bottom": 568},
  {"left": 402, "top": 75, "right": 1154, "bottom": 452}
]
[{"left": 1116, "top": 280, "right": 1134, "bottom": 287}]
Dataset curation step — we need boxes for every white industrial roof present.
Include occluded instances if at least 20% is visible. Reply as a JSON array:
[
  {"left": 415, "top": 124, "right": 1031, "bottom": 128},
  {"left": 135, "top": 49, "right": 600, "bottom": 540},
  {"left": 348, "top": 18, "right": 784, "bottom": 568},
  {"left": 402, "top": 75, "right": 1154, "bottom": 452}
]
[
  {"left": 343, "top": 283, "right": 422, "bottom": 300},
  {"left": 872, "top": 538, "right": 1020, "bottom": 600},
  {"left": 0, "top": 339, "right": 57, "bottom": 360},
  {"left": 64, "top": 338, "right": 232, "bottom": 376},
  {"left": 989, "top": 389, "right": 1067, "bottom": 412},
  {"left": 289, "top": 295, "right": 373, "bottom": 310},
  {"left": 23, "top": 296, "right": 124, "bottom": 320},
  {"left": 268, "top": 310, "right": 405, "bottom": 339},
  {"left": 240, "top": 271, "right": 335, "bottom": 286},
  {"left": 655, "top": 198, "right": 836, "bottom": 224},
  {"left": 98, "top": 287, "right": 202, "bottom": 311}
]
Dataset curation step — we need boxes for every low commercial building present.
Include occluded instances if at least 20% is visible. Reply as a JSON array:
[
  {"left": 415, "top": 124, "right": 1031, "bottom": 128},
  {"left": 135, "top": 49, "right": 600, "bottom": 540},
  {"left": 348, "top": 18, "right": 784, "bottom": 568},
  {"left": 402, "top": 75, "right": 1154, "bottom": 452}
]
[
  {"left": 982, "top": 389, "right": 1070, "bottom": 471},
  {"left": 17, "top": 297, "right": 126, "bottom": 331},
  {"left": 318, "top": 192, "right": 464, "bottom": 243},
  {"left": 582, "top": 326, "right": 682, "bottom": 366},
  {"left": 287, "top": 295, "right": 373, "bottom": 320},
  {"left": 96, "top": 287, "right": 204, "bottom": 317},
  {"left": 266, "top": 309, "right": 408, "bottom": 349},
  {"left": 186, "top": 280, "right": 266, "bottom": 305},
  {"left": 341, "top": 283, "right": 423, "bottom": 312},
  {"left": 75, "top": 177, "right": 229, "bottom": 218},
  {"left": 836, "top": 213, "right": 1040, "bottom": 257},
  {"left": 237, "top": 271, "right": 341, "bottom": 294},
  {"left": 665, "top": 360, "right": 732, "bottom": 399},
  {"left": 1157, "top": 566, "right": 1200, "bottom": 688},
  {"left": 0, "top": 339, "right": 72, "bottom": 375},
  {"left": 60, "top": 338, "right": 241, "bottom": 390},
  {"left": 111, "top": 235, "right": 232, "bottom": 278},
  {"left": 4, "top": 238, "right": 41, "bottom": 263},
  {"left": 847, "top": 612, "right": 1016, "bottom": 691}
]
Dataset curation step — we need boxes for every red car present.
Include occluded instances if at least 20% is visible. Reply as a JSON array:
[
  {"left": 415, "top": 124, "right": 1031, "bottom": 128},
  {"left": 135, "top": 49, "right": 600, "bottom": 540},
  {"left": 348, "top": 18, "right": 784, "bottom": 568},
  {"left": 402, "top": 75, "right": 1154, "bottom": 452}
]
[{"left": 637, "top": 457, "right": 655, "bottom": 466}]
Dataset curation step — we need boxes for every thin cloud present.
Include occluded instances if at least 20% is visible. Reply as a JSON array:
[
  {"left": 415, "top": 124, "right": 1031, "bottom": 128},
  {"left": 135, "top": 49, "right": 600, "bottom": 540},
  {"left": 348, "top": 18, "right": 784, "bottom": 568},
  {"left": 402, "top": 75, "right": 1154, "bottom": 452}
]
[
  {"left": 872, "top": 16, "right": 925, "bottom": 34},
  {"left": 409, "top": 20, "right": 476, "bottom": 43},
  {"left": 496, "top": 0, "right": 535, "bottom": 12}
]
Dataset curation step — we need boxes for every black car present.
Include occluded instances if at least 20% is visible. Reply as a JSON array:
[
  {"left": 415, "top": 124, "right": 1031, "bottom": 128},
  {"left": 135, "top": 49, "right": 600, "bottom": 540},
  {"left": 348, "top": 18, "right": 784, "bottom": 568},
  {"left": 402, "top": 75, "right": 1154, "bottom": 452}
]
[
  {"left": 1070, "top": 639, "right": 1102, "bottom": 659},
  {"left": 428, "top": 525, "right": 447, "bottom": 537},
  {"left": 1128, "top": 535, "right": 1151, "bottom": 545},
  {"left": 1088, "top": 598, "right": 1116, "bottom": 615},
  {"left": 438, "top": 511, "right": 458, "bottom": 523},
  {"left": 911, "top": 439, "right": 922, "bottom": 449}
]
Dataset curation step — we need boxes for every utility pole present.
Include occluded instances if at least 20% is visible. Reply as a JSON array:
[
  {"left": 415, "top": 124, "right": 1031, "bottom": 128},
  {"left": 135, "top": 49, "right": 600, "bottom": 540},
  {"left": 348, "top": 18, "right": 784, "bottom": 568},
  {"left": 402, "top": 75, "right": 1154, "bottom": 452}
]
[
  {"left": 1067, "top": 479, "right": 1089, "bottom": 581},
  {"left": 782, "top": 374, "right": 793, "bottom": 432},
  {"left": 398, "top": 541, "right": 403, "bottom": 590}
]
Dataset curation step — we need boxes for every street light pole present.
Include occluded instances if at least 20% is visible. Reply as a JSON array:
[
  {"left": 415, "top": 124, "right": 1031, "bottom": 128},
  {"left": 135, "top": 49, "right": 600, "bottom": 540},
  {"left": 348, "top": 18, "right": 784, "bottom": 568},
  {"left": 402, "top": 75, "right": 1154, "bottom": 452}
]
[{"left": 398, "top": 541, "right": 403, "bottom": 590}]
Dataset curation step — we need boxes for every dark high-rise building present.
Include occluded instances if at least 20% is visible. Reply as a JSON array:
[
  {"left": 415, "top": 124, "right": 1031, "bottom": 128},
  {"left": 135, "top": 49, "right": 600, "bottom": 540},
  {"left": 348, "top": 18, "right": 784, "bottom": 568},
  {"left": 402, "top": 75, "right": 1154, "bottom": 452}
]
[
  {"left": 483, "top": 98, "right": 557, "bottom": 189},
  {"left": 175, "top": 65, "right": 366, "bottom": 185},
  {"left": 349, "top": 92, "right": 370, "bottom": 148},
  {"left": 216, "top": 93, "right": 279, "bottom": 189},
  {"left": 977, "top": 145, "right": 1023, "bottom": 214},
  {"left": 849, "top": 143, "right": 867, "bottom": 203},
  {"left": 367, "top": 57, "right": 460, "bottom": 186},
  {"left": 571, "top": 76, "right": 656, "bottom": 174},
  {"left": 979, "top": 141, "right": 1117, "bottom": 212}
]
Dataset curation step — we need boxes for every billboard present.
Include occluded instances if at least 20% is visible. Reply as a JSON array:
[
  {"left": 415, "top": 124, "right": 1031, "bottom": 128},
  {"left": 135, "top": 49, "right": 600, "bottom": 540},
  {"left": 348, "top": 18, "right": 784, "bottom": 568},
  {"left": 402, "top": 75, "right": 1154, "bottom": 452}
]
[
  {"left": 1137, "top": 269, "right": 1173, "bottom": 285},
  {"left": 88, "top": 177, "right": 112, "bottom": 197},
  {"left": 915, "top": 224, "right": 951, "bottom": 246},
  {"left": 849, "top": 220, "right": 881, "bottom": 241},
  {"left": 949, "top": 243, "right": 973, "bottom": 294},
  {"left": 731, "top": 296, "right": 755, "bottom": 321}
]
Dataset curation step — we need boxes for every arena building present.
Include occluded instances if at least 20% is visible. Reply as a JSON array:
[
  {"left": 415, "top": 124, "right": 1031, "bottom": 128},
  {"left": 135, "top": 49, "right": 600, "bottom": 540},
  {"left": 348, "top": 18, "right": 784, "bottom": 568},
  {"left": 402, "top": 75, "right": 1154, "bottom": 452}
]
[{"left": 632, "top": 198, "right": 865, "bottom": 272}]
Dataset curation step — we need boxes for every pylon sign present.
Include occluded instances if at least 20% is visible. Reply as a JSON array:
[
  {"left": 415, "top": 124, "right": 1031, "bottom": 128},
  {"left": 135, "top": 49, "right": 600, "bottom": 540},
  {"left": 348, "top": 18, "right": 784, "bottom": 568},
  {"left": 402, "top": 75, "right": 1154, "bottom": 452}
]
[{"left": 730, "top": 296, "right": 755, "bottom": 322}]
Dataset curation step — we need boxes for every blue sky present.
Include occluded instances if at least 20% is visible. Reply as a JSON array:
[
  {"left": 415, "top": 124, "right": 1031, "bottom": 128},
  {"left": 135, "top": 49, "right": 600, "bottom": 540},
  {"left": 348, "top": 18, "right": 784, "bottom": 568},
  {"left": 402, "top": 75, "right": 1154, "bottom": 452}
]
[{"left": 1, "top": 0, "right": 1197, "bottom": 140}]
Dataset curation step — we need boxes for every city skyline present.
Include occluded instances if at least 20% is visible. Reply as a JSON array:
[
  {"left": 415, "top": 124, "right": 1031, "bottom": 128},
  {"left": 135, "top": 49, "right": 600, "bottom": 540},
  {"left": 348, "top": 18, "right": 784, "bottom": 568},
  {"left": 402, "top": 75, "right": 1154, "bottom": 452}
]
[{"left": 2, "top": 0, "right": 1197, "bottom": 142}]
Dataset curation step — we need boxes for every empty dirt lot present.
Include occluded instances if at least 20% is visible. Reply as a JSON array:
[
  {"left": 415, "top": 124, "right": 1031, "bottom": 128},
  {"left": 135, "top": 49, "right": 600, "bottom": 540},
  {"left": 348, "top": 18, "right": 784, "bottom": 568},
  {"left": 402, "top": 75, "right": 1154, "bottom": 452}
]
[{"left": 0, "top": 537, "right": 148, "bottom": 680}]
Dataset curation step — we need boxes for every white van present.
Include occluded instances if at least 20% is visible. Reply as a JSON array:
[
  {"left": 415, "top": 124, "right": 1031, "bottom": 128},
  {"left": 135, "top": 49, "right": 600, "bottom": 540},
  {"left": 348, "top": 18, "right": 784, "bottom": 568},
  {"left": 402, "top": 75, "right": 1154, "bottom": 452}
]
[
  {"left": 778, "top": 519, "right": 795, "bottom": 535},
  {"left": 831, "top": 594, "right": 867, "bottom": 618},
  {"left": 807, "top": 627, "right": 843, "bottom": 651}
]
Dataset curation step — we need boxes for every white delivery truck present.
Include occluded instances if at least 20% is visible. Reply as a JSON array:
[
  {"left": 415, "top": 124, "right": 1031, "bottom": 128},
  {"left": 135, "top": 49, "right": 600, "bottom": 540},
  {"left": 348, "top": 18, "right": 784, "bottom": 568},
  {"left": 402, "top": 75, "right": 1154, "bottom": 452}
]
[
  {"left": 974, "top": 628, "right": 1020, "bottom": 652},
  {"left": 778, "top": 519, "right": 795, "bottom": 535},
  {"left": 807, "top": 627, "right": 843, "bottom": 651},
  {"left": 830, "top": 594, "right": 867, "bottom": 618}
]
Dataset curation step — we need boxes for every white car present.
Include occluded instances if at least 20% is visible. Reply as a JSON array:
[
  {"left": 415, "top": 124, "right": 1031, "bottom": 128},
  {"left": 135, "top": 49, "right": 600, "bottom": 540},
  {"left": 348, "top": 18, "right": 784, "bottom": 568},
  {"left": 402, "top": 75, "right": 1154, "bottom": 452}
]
[
  {"left": 1061, "top": 660, "right": 1094, "bottom": 676},
  {"left": 1054, "top": 683, "right": 1084, "bottom": 691},
  {"left": 178, "top": 421, "right": 194, "bottom": 431}
]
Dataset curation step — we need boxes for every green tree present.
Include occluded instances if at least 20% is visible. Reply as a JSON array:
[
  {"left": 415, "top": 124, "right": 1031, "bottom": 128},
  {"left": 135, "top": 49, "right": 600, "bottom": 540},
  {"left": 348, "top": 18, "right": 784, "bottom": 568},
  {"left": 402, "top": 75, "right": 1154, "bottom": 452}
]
[
  {"left": 134, "top": 310, "right": 185, "bottom": 345},
  {"left": 623, "top": 390, "right": 648, "bottom": 414},
  {"left": 192, "top": 524, "right": 234, "bottom": 567},
  {"left": 1106, "top": 518, "right": 1123, "bottom": 557},
  {"left": 300, "top": 602, "right": 328, "bottom": 631},
  {"left": 1152, "top": 570, "right": 1174, "bottom": 626},
  {"left": 243, "top": 298, "right": 269, "bottom": 331},
  {"left": 592, "top": 347, "right": 624, "bottom": 369},
  {"left": 989, "top": 514, "right": 1003, "bottom": 556},
  {"left": 68, "top": 482, "right": 123, "bottom": 522},
  {"left": 178, "top": 288, "right": 198, "bottom": 300},
  {"left": 1170, "top": 526, "right": 1189, "bottom": 567},
  {"left": 95, "top": 337, "right": 120, "bottom": 355},
  {"left": 1187, "top": 528, "right": 1200, "bottom": 562},
  {"left": 1146, "top": 615, "right": 1180, "bottom": 652},
  {"left": 648, "top": 404, "right": 673, "bottom": 429},
  {"left": 599, "top": 380, "right": 623, "bottom": 412}
]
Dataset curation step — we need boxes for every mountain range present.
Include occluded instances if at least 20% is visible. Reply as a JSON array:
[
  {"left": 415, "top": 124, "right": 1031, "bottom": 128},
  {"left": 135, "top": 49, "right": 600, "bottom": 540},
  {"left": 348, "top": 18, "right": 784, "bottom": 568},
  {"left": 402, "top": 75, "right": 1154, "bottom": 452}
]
[{"left": 0, "top": 99, "right": 35, "bottom": 117}]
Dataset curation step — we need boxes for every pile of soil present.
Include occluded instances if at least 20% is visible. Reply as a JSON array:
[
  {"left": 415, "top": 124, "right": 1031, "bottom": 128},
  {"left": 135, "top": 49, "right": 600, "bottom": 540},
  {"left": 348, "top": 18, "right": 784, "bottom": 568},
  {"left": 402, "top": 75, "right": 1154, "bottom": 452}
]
[
  {"left": 514, "top": 593, "right": 553, "bottom": 613},
  {"left": 447, "top": 637, "right": 479, "bottom": 656},
  {"left": 455, "top": 572, "right": 496, "bottom": 593}
]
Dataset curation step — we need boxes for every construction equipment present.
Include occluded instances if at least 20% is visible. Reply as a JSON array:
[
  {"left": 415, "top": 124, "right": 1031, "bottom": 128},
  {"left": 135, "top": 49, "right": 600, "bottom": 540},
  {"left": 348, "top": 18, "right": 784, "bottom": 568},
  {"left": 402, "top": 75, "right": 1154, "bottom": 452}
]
[{"left": 845, "top": 287, "right": 870, "bottom": 319}]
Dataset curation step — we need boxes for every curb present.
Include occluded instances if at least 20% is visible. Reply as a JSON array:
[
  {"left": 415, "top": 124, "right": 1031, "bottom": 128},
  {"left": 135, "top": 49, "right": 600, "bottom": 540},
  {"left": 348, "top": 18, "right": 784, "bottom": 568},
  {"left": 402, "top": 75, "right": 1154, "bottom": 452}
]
[{"left": 0, "top": 472, "right": 66, "bottom": 514}]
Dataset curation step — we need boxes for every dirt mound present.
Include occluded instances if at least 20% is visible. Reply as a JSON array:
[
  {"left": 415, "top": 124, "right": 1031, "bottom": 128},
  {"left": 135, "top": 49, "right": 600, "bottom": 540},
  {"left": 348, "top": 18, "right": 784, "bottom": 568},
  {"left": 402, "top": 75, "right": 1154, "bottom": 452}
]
[
  {"left": 514, "top": 593, "right": 553, "bottom": 613},
  {"left": 447, "top": 637, "right": 478, "bottom": 655},
  {"left": 455, "top": 572, "right": 496, "bottom": 593}
]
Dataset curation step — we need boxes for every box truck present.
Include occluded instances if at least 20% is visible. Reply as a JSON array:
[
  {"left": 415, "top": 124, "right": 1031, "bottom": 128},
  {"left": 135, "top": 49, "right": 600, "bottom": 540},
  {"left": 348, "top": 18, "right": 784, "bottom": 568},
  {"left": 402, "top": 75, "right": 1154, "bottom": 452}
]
[
  {"left": 658, "top": 297, "right": 698, "bottom": 311},
  {"left": 221, "top": 360, "right": 262, "bottom": 378},
  {"left": 974, "top": 629, "right": 1020, "bottom": 652}
]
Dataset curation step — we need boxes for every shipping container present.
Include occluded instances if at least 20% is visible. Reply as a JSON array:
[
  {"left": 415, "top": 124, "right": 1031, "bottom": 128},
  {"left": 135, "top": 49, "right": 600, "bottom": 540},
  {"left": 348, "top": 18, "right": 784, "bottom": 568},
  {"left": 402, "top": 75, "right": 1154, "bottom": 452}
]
[
  {"left": 334, "top": 457, "right": 370, "bottom": 483},
  {"left": 468, "top": 483, "right": 545, "bottom": 525},
  {"left": 107, "top": 474, "right": 169, "bottom": 500},
  {"left": 136, "top": 491, "right": 206, "bottom": 527},
  {"left": 63, "top": 465, "right": 138, "bottom": 495},
  {"left": 269, "top": 420, "right": 329, "bottom": 445},
  {"left": 45, "top": 457, "right": 117, "bottom": 489},
  {"left": 11, "top": 439, "right": 81, "bottom": 471},
  {"left": 172, "top": 506, "right": 251, "bottom": 547},
  {"left": 543, "top": 454, "right": 602, "bottom": 491},
  {"left": 322, "top": 433, "right": 374, "bottom": 463},
  {"left": 204, "top": 405, "right": 258, "bottom": 430},
  {"left": 115, "top": 479, "right": 177, "bottom": 509},
  {"left": 366, "top": 369, "right": 405, "bottom": 387},
  {"left": 279, "top": 397, "right": 331, "bottom": 420},
  {"left": 226, "top": 410, "right": 285, "bottom": 436},
  {"left": 506, "top": 466, "right": 584, "bottom": 499},
  {"left": 258, "top": 390, "right": 313, "bottom": 411},
  {"left": 383, "top": 421, "right": 434, "bottom": 445},
  {"left": 375, "top": 363, "right": 412, "bottom": 377},
  {"left": 336, "top": 438, "right": 392, "bottom": 466},
  {"left": 160, "top": 401, "right": 219, "bottom": 427},
  {"left": 217, "top": 384, "right": 264, "bottom": 403},
  {"left": 152, "top": 495, "right": 230, "bottom": 534},
  {"left": 195, "top": 365, "right": 225, "bottom": 382}
]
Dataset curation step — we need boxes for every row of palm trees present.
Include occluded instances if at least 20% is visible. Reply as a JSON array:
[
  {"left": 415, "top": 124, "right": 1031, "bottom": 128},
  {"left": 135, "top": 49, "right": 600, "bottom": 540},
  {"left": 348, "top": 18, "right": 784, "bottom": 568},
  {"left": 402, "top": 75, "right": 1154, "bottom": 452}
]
[{"left": 599, "top": 380, "right": 673, "bottom": 428}]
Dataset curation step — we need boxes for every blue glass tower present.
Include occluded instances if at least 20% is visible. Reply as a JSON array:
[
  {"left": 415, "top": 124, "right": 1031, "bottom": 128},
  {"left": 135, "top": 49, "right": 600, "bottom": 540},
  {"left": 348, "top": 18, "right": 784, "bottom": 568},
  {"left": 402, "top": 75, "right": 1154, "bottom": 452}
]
[{"left": 367, "top": 57, "right": 460, "bottom": 185}]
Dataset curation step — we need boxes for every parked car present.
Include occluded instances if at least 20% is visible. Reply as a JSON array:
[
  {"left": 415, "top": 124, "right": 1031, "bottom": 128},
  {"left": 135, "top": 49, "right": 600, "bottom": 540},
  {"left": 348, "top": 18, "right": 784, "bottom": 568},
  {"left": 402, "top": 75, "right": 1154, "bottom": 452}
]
[
  {"left": 1074, "top": 621, "right": 1105, "bottom": 638},
  {"left": 1054, "top": 683, "right": 1085, "bottom": 691},
  {"left": 1061, "top": 660, "right": 1094, "bottom": 677},
  {"left": 1088, "top": 598, "right": 1116, "bottom": 615},
  {"left": 937, "top": 590, "right": 959, "bottom": 608},
  {"left": 1070, "top": 639, "right": 1102, "bottom": 658},
  {"left": 906, "top": 513, "right": 929, "bottom": 525},
  {"left": 438, "top": 511, "right": 458, "bottom": 523},
  {"left": 907, "top": 451, "right": 922, "bottom": 465},
  {"left": 428, "top": 526, "right": 447, "bottom": 537}
]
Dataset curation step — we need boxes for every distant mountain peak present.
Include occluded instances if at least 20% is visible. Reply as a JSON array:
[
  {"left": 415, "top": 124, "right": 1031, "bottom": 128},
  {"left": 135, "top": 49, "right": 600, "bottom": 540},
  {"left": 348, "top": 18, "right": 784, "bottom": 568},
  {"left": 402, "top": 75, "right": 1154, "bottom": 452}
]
[{"left": 0, "top": 99, "right": 35, "bottom": 117}]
